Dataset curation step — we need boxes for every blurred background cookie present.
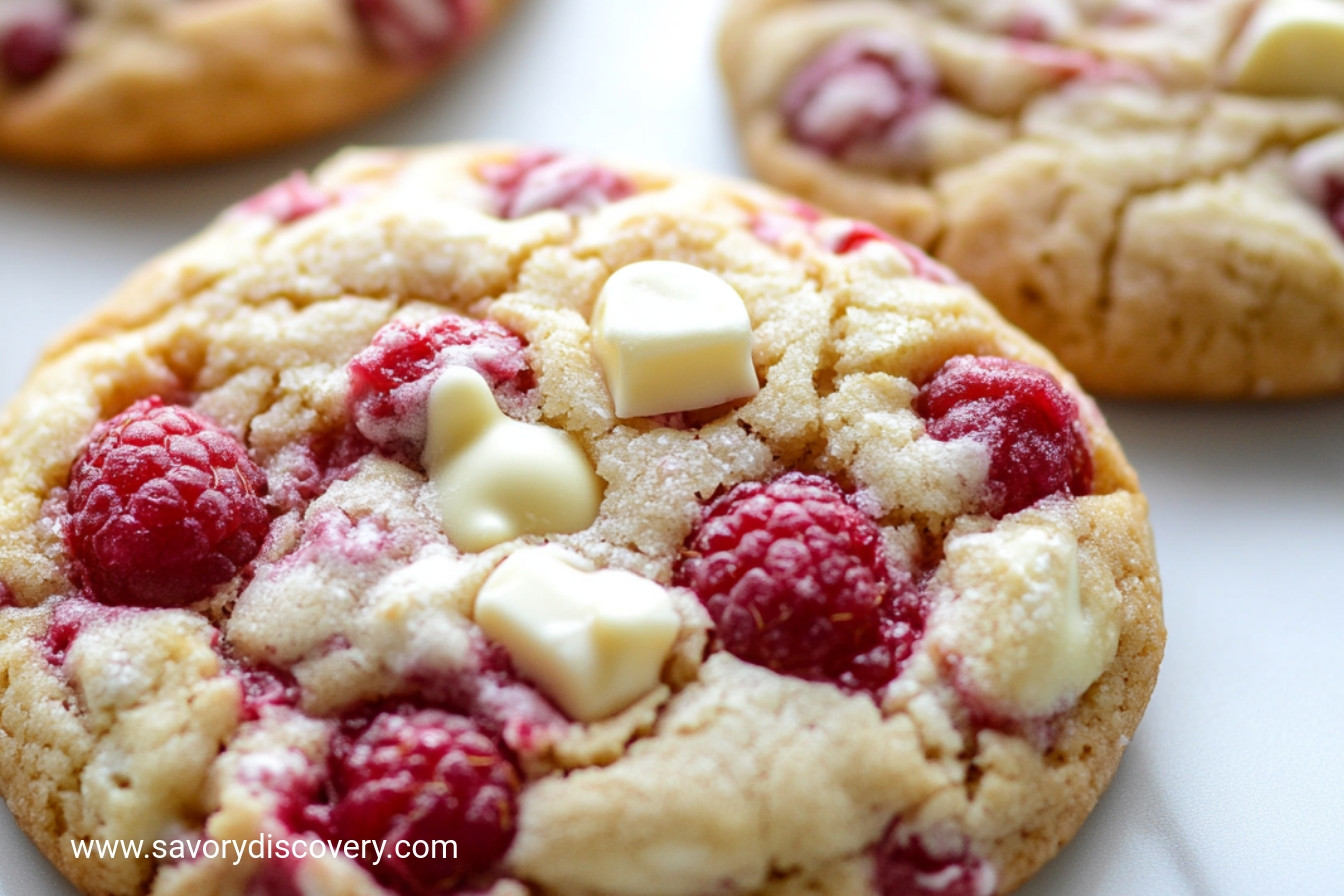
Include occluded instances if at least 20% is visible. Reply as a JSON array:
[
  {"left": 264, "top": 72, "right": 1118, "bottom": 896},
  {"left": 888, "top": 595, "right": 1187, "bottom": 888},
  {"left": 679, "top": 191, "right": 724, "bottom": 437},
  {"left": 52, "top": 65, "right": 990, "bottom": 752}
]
[
  {"left": 720, "top": 0, "right": 1344, "bottom": 398},
  {"left": 0, "top": 0, "right": 516, "bottom": 168}
]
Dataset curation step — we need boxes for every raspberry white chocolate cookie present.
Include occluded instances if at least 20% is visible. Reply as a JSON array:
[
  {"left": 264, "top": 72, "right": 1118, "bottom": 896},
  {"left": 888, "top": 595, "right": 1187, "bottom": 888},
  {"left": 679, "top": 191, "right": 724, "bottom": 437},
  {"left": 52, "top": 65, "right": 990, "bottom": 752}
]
[
  {"left": 0, "top": 0, "right": 515, "bottom": 168},
  {"left": 0, "top": 143, "right": 1163, "bottom": 896},
  {"left": 720, "top": 0, "right": 1344, "bottom": 398}
]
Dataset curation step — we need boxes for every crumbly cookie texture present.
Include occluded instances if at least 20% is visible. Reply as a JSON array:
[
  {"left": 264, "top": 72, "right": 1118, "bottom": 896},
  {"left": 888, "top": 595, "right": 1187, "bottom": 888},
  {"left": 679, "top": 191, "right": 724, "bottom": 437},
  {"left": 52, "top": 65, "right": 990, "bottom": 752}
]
[
  {"left": 720, "top": 0, "right": 1344, "bottom": 398},
  {"left": 0, "top": 0, "right": 515, "bottom": 168},
  {"left": 0, "top": 144, "right": 1163, "bottom": 896}
]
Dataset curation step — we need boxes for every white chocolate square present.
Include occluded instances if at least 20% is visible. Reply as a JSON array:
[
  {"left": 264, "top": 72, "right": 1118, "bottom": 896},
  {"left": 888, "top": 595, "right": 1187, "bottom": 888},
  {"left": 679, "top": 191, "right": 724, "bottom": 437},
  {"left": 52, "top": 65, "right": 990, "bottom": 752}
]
[
  {"left": 1227, "top": 0, "right": 1344, "bottom": 100},
  {"left": 474, "top": 546, "right": 680, "bottom": 722},
  {"left": 592, "top": 260, "right": 759, "bottom": 418}
]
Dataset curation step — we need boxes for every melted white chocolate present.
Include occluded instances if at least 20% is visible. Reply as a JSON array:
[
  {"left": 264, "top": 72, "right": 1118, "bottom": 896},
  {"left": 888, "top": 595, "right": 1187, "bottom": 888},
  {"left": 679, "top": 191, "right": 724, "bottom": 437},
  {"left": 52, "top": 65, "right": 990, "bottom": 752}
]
[
  {"left": 423, "top": 367, "right": 602, "bottom": 552},
  {"left": 931, "top": 516, "right": 1121, "bottom": 717}
]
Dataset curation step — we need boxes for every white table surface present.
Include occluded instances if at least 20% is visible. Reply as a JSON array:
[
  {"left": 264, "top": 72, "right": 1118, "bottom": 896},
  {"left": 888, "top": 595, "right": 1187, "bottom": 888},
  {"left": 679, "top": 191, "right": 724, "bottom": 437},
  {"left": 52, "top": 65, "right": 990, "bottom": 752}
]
[{"left": 2, "top": 1, "right": 1342, "bottom": 894}]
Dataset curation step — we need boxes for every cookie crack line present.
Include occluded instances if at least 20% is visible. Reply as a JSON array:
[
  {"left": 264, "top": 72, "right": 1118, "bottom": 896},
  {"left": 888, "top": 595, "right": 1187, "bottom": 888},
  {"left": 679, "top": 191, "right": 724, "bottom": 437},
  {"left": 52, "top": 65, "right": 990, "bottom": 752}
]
[{"left": 1094, "top": 119, "right": 1344, "bottom": 359}]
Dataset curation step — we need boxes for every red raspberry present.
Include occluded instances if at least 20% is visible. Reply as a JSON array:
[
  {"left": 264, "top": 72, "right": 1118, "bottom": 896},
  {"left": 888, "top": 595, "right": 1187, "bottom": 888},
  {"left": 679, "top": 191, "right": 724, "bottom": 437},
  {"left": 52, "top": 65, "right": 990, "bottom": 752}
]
[
  {"left": 350, "top": 0, "right": 473, "bottom": 63},
  {"left": 0, "top": 5, "right": 71, "bottom": 86},
  {"left": 232, "top": 742, "right": 321, "bottom": 836},
  {"left": 65, "top": 398, "right": 270, "bottom": 607},
  {"left": 346, "top": 314, "right": 534, "bottom": 463},
  {"left": 236, "top": 172, "right": 335, "bottom": 225},
  {"left": 1323, "top": 176, "right": 1344, "bottom": 241},
  {"left": 1005, "top": 13, "right": 1055, "bottom": 42},
  {"left": 267, "top": 428, "right": 374, "bottom": 514},
  {"left": 39, "top": 597, "right": 122, "bottom": 667},
  {"left": 1008, "top": 40, "right": 1149, "bottom": 85},
  {"left": 781, "top": 32, "right": 938, "bottom": 161},
  {"left": 826, "top": 220, "right": 897, "bottom": 255},
  {"left": 874, "top": 822, "right": 997, "bottom": 896},
  {"left": 236, "top": 667, "right": 301, "bottom": 723},
  {"left": 482, "top": 150, "right": 636, "bottom": 219},
  {"left": 915, "top": 356, "right": 1092, "bottom": 518},
  {"left": 822, "top": 220, "right": 960, "bottom": 284},
  {"left": 0, "top": 581, "right": 14, "bottom": 609},
  {"left": 325, "top": 707, "right": 520, "bottom": 894},
  {"left": 675, "top": 472, "right": 923, "bottom": 693}
]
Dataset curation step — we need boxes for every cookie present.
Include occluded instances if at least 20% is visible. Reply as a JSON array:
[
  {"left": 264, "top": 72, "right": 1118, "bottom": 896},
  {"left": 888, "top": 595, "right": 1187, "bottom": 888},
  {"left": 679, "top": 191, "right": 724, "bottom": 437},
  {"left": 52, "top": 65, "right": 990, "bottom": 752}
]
[
  {"left": 0, "top": 143, "right": 1163, "bottom": 896},
  {"left": 719, "top": 0, "right": 1344, "bottom": 398},
  {"left": 0, "top": 0, "right": 515, "bottom": 168}
]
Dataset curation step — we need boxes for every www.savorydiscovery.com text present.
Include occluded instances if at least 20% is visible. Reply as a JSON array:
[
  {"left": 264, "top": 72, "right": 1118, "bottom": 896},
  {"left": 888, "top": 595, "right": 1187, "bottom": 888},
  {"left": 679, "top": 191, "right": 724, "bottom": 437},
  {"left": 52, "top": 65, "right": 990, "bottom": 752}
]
[{"left": 69, "top": 834, "right": 459, "bottom": 866}]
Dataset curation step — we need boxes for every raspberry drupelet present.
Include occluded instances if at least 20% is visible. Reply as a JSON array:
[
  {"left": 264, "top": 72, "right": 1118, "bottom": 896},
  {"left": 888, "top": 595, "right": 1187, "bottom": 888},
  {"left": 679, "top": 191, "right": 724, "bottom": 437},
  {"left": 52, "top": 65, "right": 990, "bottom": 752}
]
[
  {"left": 64, "top": 398, "right": 269, "bottom": 608},
  {"left": 915, "top": 355, "right": 1092, "bottom": 518},
  {"left": 675, "top": 471, "right": 924, "bottom": 693},
  {"left": 346, "top": 314, "right": 534, "bottom": 463},
  {"left": 321, "top": 706, "right": 521, "bottom": 895}
]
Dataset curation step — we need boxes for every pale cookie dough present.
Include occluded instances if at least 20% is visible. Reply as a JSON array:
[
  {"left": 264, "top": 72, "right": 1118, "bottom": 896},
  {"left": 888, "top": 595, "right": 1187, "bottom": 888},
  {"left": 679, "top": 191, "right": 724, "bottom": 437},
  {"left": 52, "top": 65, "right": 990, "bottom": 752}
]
[
  {"left": 0, "top": 0, "right": 515, "bottom": 168},
  {"left": 720, "top": 0, "right": 1344, "bottom": 397},
  {"left": 0, "top": 143, "right": 1163, "bottom": 896}
]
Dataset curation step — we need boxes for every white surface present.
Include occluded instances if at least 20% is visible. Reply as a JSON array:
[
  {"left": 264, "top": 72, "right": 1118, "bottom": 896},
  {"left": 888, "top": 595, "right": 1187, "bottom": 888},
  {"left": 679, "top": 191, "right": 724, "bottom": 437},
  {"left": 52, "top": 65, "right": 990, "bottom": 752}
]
[{"left": 1, "top": 1, "right": 1342, "bottom": 894}]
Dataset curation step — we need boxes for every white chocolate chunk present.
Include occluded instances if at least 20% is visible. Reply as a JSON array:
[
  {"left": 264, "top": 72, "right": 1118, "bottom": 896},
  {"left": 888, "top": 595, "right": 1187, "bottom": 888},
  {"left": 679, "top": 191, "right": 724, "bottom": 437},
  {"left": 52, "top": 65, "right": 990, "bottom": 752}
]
[
  {"left": 423, "top": 367, "right": 602, "bottom": 553},
  {"left": 592, "top": 260, "right": 759, "bottom": 418},
  {"left": 1287, "top": 129, "right": 1344, "bottom": 205},
  {"left": 1227, "top": 0, "right": 1344, "bottom": 100},
  {"left": 931, "top": 518, "right": 1120, "bottom": 717},
  {"left": 474, "top": 546, "right": 680, "bottom": 721}
]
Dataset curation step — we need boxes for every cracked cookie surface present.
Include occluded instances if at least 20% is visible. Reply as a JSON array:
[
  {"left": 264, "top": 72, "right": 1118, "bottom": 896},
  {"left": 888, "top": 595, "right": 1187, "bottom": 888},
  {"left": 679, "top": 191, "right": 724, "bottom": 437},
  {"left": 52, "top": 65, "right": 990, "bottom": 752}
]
[
  {"left": 720, "top": 0, "right": 1344, "bottom": 398},
  {"left": 0, "top": 143, "right": 1162, "bottom": 896},
  {"left": 0, "top": 0, "right": 515, "bottom": 168}
]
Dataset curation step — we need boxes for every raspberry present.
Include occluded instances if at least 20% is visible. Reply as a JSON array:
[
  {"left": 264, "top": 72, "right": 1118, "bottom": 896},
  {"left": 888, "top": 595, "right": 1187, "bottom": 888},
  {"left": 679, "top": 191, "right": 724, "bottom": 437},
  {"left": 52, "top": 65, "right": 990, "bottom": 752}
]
[
  {"left": 1324, "top": 176, "right": 1344, "bottom": 241},
  {"left": 65, "top": 398, "right": 270, "bottom": 607},
  {"left": 324, "top": 706, "right": 521, "bottom": 894},
  {"left": 0, "top": 5, "right": 71, "bottom": 86},
  {"left": 874, "top": 822, "right": 996, "bottom": 896},
  {"left": 232, "top": 744, "right": 321, "bottom": 837},
  {"left": 266, "top": 428, "right": 374, "bottom": 514},
  {"left": 236, "top": 667, "right": 301, "bottom": 723},
  {"left": 0, "top": 581, "right": 14, "bottom": 609},
  {"left": 1005, "top": 13, "right": 1055, "bottom": 42},
  {"left": 1008, "top": 40, "right": 1148, "bottom": 85},
  {"left": 236, "top": 172, "right": 334, "bottom": 225},
  {"left": 675, "top": 472, "right": 923, "bottom": 692},
  {"left": 350, "top": 0, "right": 472, "bottom": 63},
  {"left": 482, "top": 151, "right": 636, "bottom": 219},
  {"left": 346, "top": 314, "right": 534, "bottom": 463},
  {"left": 781, "top": 32, "right": 938, "bottom": 161},
  {"left": 825, "top": 220, "right": 897, "bottom": 255},
  {"left": 39, "top": 597, "right": 122, "bottom": 667},
  {"left": 915, "top": 356, "right": 1092, "bottom": 518},
  {"left": 820, "top": 220, "right": 960, "bottom": 284}
]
